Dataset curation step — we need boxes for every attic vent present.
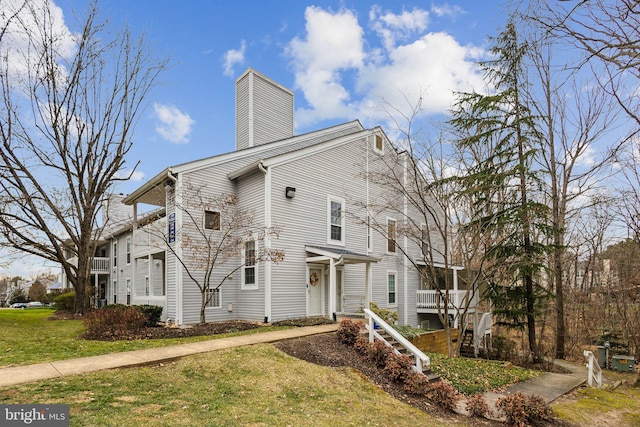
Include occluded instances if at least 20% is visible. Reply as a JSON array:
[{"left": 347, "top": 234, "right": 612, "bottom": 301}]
[{"left": 374, "top": 134, "right": 384, "bottom": 153}]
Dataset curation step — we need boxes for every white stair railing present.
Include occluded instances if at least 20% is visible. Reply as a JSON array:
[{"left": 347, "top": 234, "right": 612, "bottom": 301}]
[
  {"left": 363, "top": 308, "right": 430, "bottom": 372},
  {"left": 583, "top": 350, "right": 602, "bottom": 388},
  {"left": 474, "top": 312, "right": 493, "bottom": 357}
]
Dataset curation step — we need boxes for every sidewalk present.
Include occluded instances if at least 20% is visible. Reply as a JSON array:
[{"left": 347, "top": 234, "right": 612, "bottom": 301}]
[
  {"left": 0, "top": 323, "right": 339, "bottom": 388},
  {"left": 455, "top": 358, "right": 588, "bottom": 419}
]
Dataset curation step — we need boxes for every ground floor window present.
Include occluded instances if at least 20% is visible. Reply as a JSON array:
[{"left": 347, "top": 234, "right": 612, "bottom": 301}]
[
  {"left": 206, "top": 287, "right": 221, "bottom": 308},
  {"left": 387, "top": 272, "right": 397, "bottom": 306}
]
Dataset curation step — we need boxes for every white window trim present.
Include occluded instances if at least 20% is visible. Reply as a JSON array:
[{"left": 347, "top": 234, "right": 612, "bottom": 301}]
[
  {"left": 206, "top": 286, "right": 222, "bottom": 309},
  {"left": 327, "top": 195, "right": 346, "bottom": 246},
  {"left": 203, "top": 209, "right": 221, "bottom": 231},
  {"left": 126, "top": 236, "right": 131, "bottom": 265},
  {"left": 112, "top": 241, "right": 117, "bottom": 269},
  {"left": 421, "top": 223, "right": 429, "bottom": 256},
  {"left": 386, "top": 217, "right": 397, "bottom": 254},
  {"left": 241, "top": 239, "right": 259, "bottom": 290},
  {"left": 387, "top": 270, "right": 397, "bottom": 308},
  {"left": 374, "top": 134, "right": 384, "bottom": 154},
  {"left": 144, "top": 276, "right": 149, "bottom": 296}
]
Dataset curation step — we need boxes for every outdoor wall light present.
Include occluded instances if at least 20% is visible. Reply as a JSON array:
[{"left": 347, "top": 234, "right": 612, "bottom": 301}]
[{"left": 285, "top": 186, "right": 296, "bottom": 199}]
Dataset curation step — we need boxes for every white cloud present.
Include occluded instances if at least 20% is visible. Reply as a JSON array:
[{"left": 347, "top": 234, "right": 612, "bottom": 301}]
[
  {"left": 153, "top": 103, "right": 195, "bottom": 144},
  {"left": 0, "top": 0, "right": 77, "bottom": 85},
  {"left": 430, "top": 3, "right": 465, "bottom": 18},
  {"left": 369, "top": 6, "right": 429, "bottom": 51},
  {"left": 286, "top": 6, "right": 365, "bottom": 126},
  {"left": 223, "top": 40, "right": 246, "bottom": 77},
  {"left": 285, "top": 5, "right": 485, "bottom": 129}
]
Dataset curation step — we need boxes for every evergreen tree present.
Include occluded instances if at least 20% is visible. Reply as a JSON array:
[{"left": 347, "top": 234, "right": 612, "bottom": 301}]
[{"left": 449, "top": 21, "right": 553, "bottom": 362}]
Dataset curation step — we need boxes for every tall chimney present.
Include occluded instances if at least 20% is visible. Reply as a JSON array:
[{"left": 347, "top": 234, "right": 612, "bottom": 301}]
[{"left": 235, "top": 68, "right": 294, "bottom": 150}]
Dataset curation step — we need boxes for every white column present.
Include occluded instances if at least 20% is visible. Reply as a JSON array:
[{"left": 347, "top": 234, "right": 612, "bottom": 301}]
[
  {"left": 365, "top": 262, "right": 371, "bottom": 311},
  {"left": 329, "top": 258, "right": 336, "bottom": 320},
  {"left": 263, "top": 166, "right": 272, "bottom": 322}
]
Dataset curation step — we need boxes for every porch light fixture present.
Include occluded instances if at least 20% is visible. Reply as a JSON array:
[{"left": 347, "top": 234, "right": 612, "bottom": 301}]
[{"left": 285, "top": 186, "right": 296, "bottom": 199}]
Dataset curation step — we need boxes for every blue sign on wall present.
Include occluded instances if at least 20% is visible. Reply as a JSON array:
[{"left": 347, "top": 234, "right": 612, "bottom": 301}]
[{"left": 168, "top": 212, "right": 175, "bottom": 243}]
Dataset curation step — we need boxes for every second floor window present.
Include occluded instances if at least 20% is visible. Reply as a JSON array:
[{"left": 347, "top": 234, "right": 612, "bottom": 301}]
[
  {"left": 328, "top": 196, "right": 345, "bottom": 244},
  {"left": 112, "top": 241, "right": 117, "bottom": 267},
  {"left": 126, "top": 237, "right": 131, "bottom": 264},
  {"left": 204, "top": 210, "right": 220, "bottom": 230},
  {"left": 243, "top": 240, "right": 257, "bottom": 288},
  {"left": 387, "top": 219, "right": 396, "bottom": 253}
]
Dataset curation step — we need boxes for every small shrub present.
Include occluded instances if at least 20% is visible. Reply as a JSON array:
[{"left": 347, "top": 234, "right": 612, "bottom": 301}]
[
  {"left": 353, "top": 335, "right": 369, "bottom": 354},
  {"left": 392, "top": 324, "right": 424, "bottom": 339},
  {"left": 426, "top": 380, "right": 458, "bottom": 411},
  {"left": 369, "top": 302, "right": 398, "bottom": 325},
  {"left": 402, "top": 372, "right": 430, "bottom": 395},
  {"left": 496, "top": 392, "right": 553, "bottom": 426},
  {"left": 84, "top": 306, "right": 147, "bottom": 339},
  {"left": 524, "top": 394, "right": 553, "bottom": 422},
  {"left": 365, "top": 340, "right": 393, "bottom": 367},
  {"left": 135, "top": 304, "right": 163, "bottom": 326},
  {"left": 492, "top": 335, "right": 516, "bottom": 361},
  {"left": 383, "top": 352, "right": 414, "bottom": 382},
  {"left": 54, "top": 291, "right": 75, "bottom": 310},
  {"left": 337, "top": 319, "right": 363, "bottom": 346},
  {"left": 466, "top": 394, "right": 490, "bottom": 418}
]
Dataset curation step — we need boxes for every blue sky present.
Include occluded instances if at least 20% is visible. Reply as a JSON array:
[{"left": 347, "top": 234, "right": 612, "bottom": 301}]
[
  {"left": 66, "top": 0, "right": 510, "bottom": 194},
  {"left": 2, "top": 0, "right": 515, "bottom": 278}
]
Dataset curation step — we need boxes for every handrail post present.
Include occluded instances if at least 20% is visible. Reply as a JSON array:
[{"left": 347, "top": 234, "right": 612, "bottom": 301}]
[{"left": 368, "top": 315, "right": 374, "bottom": 343}]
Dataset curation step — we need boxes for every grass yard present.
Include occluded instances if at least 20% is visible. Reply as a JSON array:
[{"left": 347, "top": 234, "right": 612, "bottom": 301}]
[
  {"left": 553, "top": 371, "right": 640, "bottom": 427},
  {"left": 0, "top": 308, "right": 283, "bottom": 368},
  {"left": 427, "top": 352, "right": 541, "bottom": 395},
  {"left": 0, "top": 344, "right": 464, "bottom": 427}
]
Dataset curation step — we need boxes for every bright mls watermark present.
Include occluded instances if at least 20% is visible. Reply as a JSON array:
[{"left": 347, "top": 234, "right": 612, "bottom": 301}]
[{"left": 1, "top": 405, "right": 69, "bottom": 426}]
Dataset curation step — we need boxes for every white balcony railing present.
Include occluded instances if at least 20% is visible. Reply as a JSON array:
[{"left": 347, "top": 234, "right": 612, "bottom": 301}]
[
  {"left": 416, "top": 289, "right": 478, "bottom": 311},
  {"left": 92, "top": 257, "right": 110, "bottom": 273},
  {"left": 66, "top": 256, "right": 110, "bottom": 274}
]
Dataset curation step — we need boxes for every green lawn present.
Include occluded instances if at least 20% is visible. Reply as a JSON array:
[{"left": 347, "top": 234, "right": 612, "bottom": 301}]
[
  {"left": 0, "top": 308, "right": 283, "bottom": 368},
  {"left": 427, "top": 352, "right": 541, "bottom": 395},
  {"left": 0, "top": 344, "right": 465, "bottom": 427}
]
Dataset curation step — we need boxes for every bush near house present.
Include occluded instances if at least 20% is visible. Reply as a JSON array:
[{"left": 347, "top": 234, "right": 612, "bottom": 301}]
[
  {"left": 53, "top": 291, "right": 75, "bottom": 310},
  {"left": 103, "top": 304, "right": 163, "bottom": 327},
  {"left": 84, "top": 305, "right": 147, "bottom": 340}
]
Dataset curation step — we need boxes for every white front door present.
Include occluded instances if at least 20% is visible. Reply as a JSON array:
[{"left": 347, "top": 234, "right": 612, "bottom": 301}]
[{"left": 307, "top": 267, "right": 323, "bottom": 316}]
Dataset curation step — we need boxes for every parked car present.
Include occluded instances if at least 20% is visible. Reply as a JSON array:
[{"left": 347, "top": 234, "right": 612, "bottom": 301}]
[
  {"left": 26, "top": 301, "right": 44, "bottom": 308},
  {"left": 11, "top": 302, "right": 27, "bottom": 309}
]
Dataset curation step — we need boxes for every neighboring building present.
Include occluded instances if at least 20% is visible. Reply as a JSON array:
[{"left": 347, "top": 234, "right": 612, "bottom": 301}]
[{"left": 61, "top": 68, "right": 481, "bottom": 327}]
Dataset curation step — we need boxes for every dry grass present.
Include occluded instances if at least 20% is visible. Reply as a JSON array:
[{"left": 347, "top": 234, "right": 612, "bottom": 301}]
[{"left": 0, "top": 344, "right": 469, "bottom": 426}]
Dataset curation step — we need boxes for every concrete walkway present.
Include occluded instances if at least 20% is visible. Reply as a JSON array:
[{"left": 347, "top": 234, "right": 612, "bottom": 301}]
[
  {"left": 455, "top": 357, "right": 589, "bottom": 419},
  {"left": 0, "top": 323, "right": 338, "bottom": 388}
]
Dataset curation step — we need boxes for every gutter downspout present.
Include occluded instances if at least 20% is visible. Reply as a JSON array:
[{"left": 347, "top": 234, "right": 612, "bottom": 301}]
[
  {"left": 258, "top": 162, "right": 272, "bottom": 323},
  {"left": 165, "top": 170, "right": 182, "bottom": 325}
]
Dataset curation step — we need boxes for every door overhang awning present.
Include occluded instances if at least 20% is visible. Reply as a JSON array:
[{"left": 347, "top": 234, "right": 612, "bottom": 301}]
[{"left": 305, "top": 245, "right": 380, "bottom": 265}]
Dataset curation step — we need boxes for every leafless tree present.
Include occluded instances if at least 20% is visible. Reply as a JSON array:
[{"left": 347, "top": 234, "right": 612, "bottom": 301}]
[
  {"left": 358, "top": 96, "right": 485, "bottom": 357},
  {"left": 0, "top": 1, "right": 167, "bottom": 314},
  {"left": 530, "top": 0, "right": 640, "bottom": 128},
  {"left": 149, "top": 183, "right": 284, "bottom": 324}
]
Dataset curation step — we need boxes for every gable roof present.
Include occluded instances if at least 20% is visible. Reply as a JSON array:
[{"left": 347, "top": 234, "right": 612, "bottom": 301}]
[{"left": 123, "top": 120, "right": 365, "bottom": 206}]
